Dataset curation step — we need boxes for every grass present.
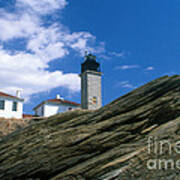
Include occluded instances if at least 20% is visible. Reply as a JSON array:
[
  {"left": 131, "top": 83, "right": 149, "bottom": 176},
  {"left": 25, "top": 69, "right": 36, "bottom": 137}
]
[{"left": 0, "top": 118, "right": 27, "bottom": 138}]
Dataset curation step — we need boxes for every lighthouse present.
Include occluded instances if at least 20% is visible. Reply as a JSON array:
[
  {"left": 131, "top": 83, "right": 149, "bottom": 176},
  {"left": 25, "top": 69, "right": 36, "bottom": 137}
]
[{"left": 80, "top": 53, "right": 102, "bottom": 110}]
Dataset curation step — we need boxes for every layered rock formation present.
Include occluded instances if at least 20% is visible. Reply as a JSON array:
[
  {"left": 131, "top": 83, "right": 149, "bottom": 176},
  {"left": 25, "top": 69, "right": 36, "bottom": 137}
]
[{"left": 0, "top": 75, "right": 180, "bottom": 180}]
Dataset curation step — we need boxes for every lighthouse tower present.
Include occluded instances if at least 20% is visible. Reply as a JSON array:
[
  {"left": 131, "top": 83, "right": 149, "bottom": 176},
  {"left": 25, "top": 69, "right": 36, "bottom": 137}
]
[{"left": 80, "top": 53, "right": 102, "bottom": 110}]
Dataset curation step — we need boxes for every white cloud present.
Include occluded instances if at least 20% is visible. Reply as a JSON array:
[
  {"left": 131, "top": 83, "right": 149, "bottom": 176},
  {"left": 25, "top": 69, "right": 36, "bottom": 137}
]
[
  {"left": 98, "top": 50, "right": 126, "bottom": 60},
  {"left": 27, "top": 25, "right": 69, "bottom": 61},
  {"left": 16, "top": 0, "right": 67, "bottom": 14},
  {"left": 0, "top": 48, "right": 80, "bottom": 98},
  {"left": 146, "top": 66, "right": 154, "bottom": 71},
  {"left": 110, "top": 51, "right": 125, "bottom": 58},
  {"left": 63, "top": 32, "right": 105, "bottom": 56},
  {"left": 65, "top": 32, "right": 96, "bottom": 55},
  {"left": 0, "top": 0, "right": 104, "bottom": 99},
  {"left": 0, "top": 12, "right": 40, "bottom": 41},
  {"left": 117, "top": 81, "right": 136, "bottom": 89},
  {"left": 115, "top": 65, "right": 140, "bottom": 70}
]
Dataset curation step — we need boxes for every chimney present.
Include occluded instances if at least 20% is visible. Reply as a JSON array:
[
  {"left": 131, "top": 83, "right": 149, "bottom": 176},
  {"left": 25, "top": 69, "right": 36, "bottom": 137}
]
[
  {"left": 56, "top": 94, "right": 64, "bottom": 100},
  {"left": 16, "top": 90, "right": 21, "bottom": 98},
  {"left": 56, "top": 94, "right": 60, "bottom": 99}
]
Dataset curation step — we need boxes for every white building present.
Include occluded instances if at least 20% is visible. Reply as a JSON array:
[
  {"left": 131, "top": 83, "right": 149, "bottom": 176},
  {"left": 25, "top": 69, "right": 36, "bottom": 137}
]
[
  {"left": 33, "top": 95, "right": 81, "bottom": 117},
  {"left": 0, "top": 91, "right": 24, "bottom": 119}
]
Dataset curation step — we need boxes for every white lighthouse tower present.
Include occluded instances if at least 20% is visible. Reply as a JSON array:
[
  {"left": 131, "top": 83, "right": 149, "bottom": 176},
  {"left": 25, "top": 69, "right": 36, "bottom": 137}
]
[{"left": 80, "top": 53, "right": 102, "bottom": 110}]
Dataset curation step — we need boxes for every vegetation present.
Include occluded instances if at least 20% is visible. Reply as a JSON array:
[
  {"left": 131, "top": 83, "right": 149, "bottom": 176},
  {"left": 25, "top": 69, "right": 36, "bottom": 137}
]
[{"left": 0, "top": 118, "right": 27, "bottom": 140}]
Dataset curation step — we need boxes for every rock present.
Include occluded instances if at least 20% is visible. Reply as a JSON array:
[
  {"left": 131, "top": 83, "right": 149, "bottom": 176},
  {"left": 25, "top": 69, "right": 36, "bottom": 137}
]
[{"left": 0, "top": 75, "right": 180, "bottom": 179}]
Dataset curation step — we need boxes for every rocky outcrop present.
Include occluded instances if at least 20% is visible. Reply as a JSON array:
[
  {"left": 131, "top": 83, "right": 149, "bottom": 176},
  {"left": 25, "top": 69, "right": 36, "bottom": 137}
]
[{"left": 1, "top": 75, "right": 180, "bottom": 180}]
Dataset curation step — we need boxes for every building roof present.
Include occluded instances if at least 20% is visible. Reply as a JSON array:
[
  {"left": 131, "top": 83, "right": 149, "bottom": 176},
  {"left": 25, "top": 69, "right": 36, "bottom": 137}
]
[
  {"left": 0, "top": 91, "right": 24, "bottom": 101},
  {"left": 33, "top": 98, "right": 81, "bottom": 110},
  {"left": 23, "top": 114, "right": 33, "bottom": 119}
]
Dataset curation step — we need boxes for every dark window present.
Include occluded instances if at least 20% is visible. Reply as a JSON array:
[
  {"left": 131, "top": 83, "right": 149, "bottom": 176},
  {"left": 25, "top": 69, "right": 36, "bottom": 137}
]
[
  {"left": 92, "top": 96, "right": 97, "bottom": 104},
  {"left": 0, "top": 100, "right": 5, "bottom": 110},
  {"left": 68, "top": 107, "right": 72, "bottom": 111},
  {"left": 12, "top": 102, "right": 18, "bottom": 111},
  {"left": 41, "top": 106, "right": 44, "bottom": 116}
]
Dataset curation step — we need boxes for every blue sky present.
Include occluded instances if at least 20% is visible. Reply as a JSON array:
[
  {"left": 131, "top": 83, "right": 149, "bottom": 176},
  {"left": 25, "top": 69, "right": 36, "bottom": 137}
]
[{"left": 0, "top": 0, "right": 179, "bottom": 114}]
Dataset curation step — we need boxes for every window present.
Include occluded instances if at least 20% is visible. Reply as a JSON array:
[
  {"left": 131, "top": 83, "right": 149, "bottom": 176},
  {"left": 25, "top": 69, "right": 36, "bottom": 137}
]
[
  {"left": 0, "top": 100, "right": 5, "bottom": 110},
  {"left": 68, "top": 107, "right": 72, "bottom": 111},
  {"left": 12, "top": 101, "right": 18, "bottom": 111},
  {"left": 41, "top": 106, "right": 44, "bottom": 116},
  {"left": 92, "top": 96, "right": 97, "bottom": 104}
]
